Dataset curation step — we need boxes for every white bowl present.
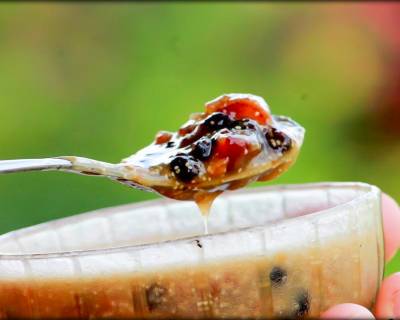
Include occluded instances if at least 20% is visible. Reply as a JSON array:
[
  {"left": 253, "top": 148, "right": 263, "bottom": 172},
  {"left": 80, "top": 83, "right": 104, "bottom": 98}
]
[{"left": 0, "top": 182, "right": 384, "bottom": 318}]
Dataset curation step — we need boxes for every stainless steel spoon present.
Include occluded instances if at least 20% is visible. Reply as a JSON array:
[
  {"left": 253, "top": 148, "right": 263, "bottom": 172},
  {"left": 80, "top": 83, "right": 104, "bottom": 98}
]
[
  {"left": 0, "top": 124, "right": 304, "bottom": 200},
  {"left": 0, "top": 94, "right": 305, "bottom": 201}
]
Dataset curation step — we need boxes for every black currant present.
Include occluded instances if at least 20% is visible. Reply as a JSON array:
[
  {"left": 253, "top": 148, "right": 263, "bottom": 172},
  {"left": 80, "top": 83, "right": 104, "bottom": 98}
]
[
  {"left": 294, "top": 289, "right": 310, "bottom": 318},
  {"left": 146, "top": 284, "right": 167, "bottom": 311},
  {"left": 265, "top": 127, "right": 291, "bottom": 152},
  {"left": 231, "top": 119, "right": 257, "bottom": 130},
  {"left": 169, "top": 155, "right": 201, "bottom": 182},
  {"left": 269, "top": 266, "right": 287, "bottom": 286},
  {"left": 166, "top": 141, "right": 175, "bottom": 148},
  {"left": 203, "top": 112, "right": 233, "bottom": 131},
  {"left": 190, "top": 137, "right": 214, "bottom": 161}
]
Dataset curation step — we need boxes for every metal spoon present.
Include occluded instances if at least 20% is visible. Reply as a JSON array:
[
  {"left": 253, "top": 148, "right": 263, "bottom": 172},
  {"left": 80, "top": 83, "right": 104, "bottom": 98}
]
[
  {"left": 0, "top": 93, "right": 305, "bottom": 202},
  {"left": 0, "top": 156, "right": 170, "bottom": 191},
  {"left": 0, "top": 118, "right": 304, "bottom": 202}
]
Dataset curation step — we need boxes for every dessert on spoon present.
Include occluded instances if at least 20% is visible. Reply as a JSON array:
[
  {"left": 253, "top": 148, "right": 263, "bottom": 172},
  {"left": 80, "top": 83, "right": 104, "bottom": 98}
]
[{"left": 0, "top": 93, "right": 304, "bottom": 216}]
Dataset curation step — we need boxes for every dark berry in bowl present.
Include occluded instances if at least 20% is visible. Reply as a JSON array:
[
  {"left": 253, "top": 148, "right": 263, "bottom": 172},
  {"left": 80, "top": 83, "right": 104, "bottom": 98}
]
[
  {"left": 146, "top": 284, "right": 167, "bottom": 311},
  {"left": 269, "top": 266, "right": 287, "bottom": 286},
  {"left": 294, "top": 289, "right": 310, "bottom": 317}
]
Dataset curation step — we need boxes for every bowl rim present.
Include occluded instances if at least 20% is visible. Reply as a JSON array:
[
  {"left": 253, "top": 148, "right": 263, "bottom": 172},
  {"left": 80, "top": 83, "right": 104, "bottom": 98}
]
[{"left": 0, "top": 181, "right": 381, "bottom": 260}]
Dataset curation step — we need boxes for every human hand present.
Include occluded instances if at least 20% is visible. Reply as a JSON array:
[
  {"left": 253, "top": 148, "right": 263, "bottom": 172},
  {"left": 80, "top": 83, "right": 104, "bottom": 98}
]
[{"left": 321, "top": 193, "right": 400, "bottom": 319}]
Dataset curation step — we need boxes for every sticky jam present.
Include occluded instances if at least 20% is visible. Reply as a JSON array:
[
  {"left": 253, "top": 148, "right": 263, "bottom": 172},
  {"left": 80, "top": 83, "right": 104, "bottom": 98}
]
[{"left": 121, "top": 94, "right": 302, "bottom": 221}]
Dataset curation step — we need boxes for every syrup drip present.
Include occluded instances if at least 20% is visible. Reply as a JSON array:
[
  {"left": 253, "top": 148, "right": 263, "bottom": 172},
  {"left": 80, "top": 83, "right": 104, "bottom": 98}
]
[
  {"left": 194, "top": 191, "right": 222, "bottom": 235},
  {"left": 203, "top": 216, "right": 209, "bottom": 235}
]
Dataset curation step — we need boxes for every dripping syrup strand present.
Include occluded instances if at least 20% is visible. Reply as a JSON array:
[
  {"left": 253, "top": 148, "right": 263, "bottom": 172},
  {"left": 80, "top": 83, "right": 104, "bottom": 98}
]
[
  {"left": 203, "top": 216, "right": 209, "bottom": 235},
  {"left": 194, "top": 191, "right": 222, "bottom": 235}
]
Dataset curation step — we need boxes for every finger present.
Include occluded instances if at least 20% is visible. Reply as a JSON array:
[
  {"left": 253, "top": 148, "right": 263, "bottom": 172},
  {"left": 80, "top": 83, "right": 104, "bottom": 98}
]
[
  {"left": 382, "top": 193, "right": 400, "bottom": 262},
  {"left": 321, "top": 303, "right": 375, "bottom": 319},
  {"left": 374, "top": 272, "right": 400, "bottom": 318}
]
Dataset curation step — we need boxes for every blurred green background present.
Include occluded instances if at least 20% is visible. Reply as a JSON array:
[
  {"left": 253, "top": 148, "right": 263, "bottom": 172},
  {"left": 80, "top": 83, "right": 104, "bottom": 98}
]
[{"left": 0, "top": 3, "right": 399, "bottom": 273}]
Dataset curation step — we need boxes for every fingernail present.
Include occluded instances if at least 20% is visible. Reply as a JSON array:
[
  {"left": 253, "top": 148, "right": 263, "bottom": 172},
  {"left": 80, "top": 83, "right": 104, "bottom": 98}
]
[{"left": 321, "top": 303, "right": 374, "bottom": 319}]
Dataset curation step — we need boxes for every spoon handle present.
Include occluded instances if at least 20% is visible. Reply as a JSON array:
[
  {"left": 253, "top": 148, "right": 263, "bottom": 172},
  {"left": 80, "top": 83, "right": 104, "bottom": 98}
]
[
  {"left": 0, "top": 158, "right": 72, "bottom": 174},
  {"left": 0, "top": 157, "right": 161, "bottom": 190}
]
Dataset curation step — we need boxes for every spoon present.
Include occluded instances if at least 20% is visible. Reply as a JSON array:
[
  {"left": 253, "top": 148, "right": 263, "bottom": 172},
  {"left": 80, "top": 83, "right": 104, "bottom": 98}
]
[{"left": 0, "top": 94, "right": 305, "bottom": 207}]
